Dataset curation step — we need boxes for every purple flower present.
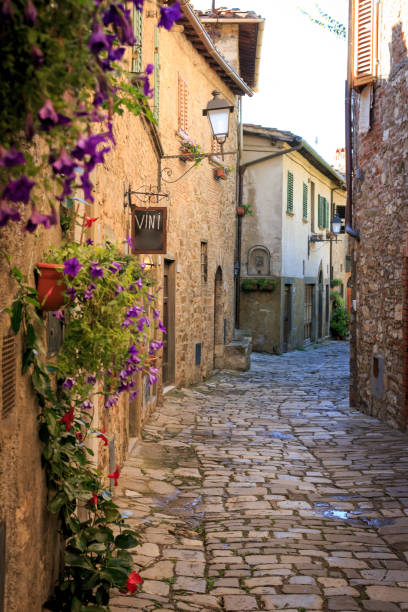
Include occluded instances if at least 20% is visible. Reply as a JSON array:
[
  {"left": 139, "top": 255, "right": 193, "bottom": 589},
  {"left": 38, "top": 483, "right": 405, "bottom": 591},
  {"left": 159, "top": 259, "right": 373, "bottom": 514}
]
[
  {"left": 23, "top": 206, "right": 57, "bottom": 233},
  {"left": 2, "top": 175, "right": 35, "bottom": 203},
  {"left": 115, "top": 284, "right": 124, "bottom": 296},
  {"left": 147, "top": 367, "right": 159, "bottom": 386},
  {"left": 24, "top": 0, "right": 37, "bottom": 24},
  {"left": 81, "top": 399, "right": 93, "bottom": 410},
  {"left": 86, "top": 238, "right": 94, "bottom": 246},
  {"left": 63, "top": 257, "right": 82, "bottom": 277},
  {"left": 153, "top": 308, "right": 160, "bottom": 319},
  {"left": 90, "top": 261, "right": 104, "bottom": 279},
  {"left": 137, "top": 316, "right": 149, "bottom": 332},
  {"left": 135, "top": 277, "right": 143, "bottom": 290},
  {"left": 145, "top": 63, "right": 154, "bottom": 75},
  {"left": 121, "top": 318, "right": 134, "bottom": 328},
  {"left": 87, "top": 375, "right": 97, "bottom": 385},
  {"left": 106, "top": 121, "right": 116, "bottom": 145},
  {"left": 126, "top": 305, "right": 143, "bottom": 318},
  {"left": 65, "top": 287, "right": 76, "bottom": 301},
  {"left": 158, "top": 2, "right": 182, "bottom": 30},
  {"left": 72, "top": 133, "right": 108, "bottom": 161},
  {"left": 126, "top": 234, "right": 134, "bottom": 249},
  {"left": 84, "top": 282, "right": 97, "bottom": 300},
  {"left": 63, "top": 378, "right": 76, "bottom": 389},
  {"left": 0, "top": 205, "right": 21, "bottom": 227},
  {"left": 149, "top": 340, "right": 163, "bottom": 354},
  {"left": 88, "top": 23, "right": 111, "bottom": 55},
  {"left": 109, "top": 46, "right": 125, "bottom": 62},
  {"left": 158, "top": 320, "right": 167, "bottom": 333},
  {"left": 52, "top": 149, "right": 76, "bottom": 178},
  {"left": 38, "top": 99, "right": 70, "bottom": 131},
  {"left": 130, "top": 390, "right": 139, "bottom": 400},
  {"left": 53, "top": 309, "right": 65, "bottom": 322},
  {"left": 147, "top": 292, "right": 153, "bottom": 303},
  {"left": 132, "top": 0, "right": 144, "bottom": 11},
  {"left": 140, "top": 262, "right": 146, "bottom": 270},
  {"left": 105, "top": 395, "right": 119, "bottom": 409},
  {"left": 0, "top": 147, "right": 25, "bottom": 167},
  {"left": 128, "top": 344, "right": 138, "bottom": 357},
  {"left": 81, "top": 172, "right": 94, "bottom": 202},
  {"left": 109, "top": 261, "right": 122, "bottom": 273}
]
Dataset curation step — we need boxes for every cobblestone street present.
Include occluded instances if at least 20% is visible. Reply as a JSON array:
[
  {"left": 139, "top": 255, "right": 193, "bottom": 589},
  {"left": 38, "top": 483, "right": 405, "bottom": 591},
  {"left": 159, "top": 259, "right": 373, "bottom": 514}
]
[{"left": 111, "top": 342, "right": 408, "bottom": 611}]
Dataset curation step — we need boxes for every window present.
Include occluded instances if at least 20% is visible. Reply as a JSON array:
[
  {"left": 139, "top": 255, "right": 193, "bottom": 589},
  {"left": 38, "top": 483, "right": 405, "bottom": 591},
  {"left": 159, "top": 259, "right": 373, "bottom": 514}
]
[
  {"left": 287, "top": 171, "right": 294, "bottom": 213},
  {"left": 302, "top": 182, "right": 308, "bottom": 220},
  {"left": 131, "top": 5, "right": 143, "bottom": 73},
  {"left": 201, "top": 242, "right": 208, "bottom": 283},
  {"left": 352, "top": 0, "right": 378, "bottom": 88},
  {"left": 318, "top": 195, "right": 323, "bottom": 228},
  {"left": 304, "top": 284, "right": 314, "bottom": 341},
  {"left": 318, "top": 196, "right": 329, "bottom": 229},
  {"left": 178, "top": 73, "right": 189, "bottom": 135},
  {"left": 310, "top": 181, "right": 315, "bottom": 232}
]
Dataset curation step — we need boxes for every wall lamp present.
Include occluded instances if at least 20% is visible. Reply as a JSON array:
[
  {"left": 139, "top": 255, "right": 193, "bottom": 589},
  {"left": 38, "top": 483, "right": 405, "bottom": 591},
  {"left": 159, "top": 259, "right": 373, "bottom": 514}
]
[
  {"left": 308, "top": 215, "right": 343, "bottom": 278},
  {"left": 203, "top": 90, "right": 235, "bottom": 151}
]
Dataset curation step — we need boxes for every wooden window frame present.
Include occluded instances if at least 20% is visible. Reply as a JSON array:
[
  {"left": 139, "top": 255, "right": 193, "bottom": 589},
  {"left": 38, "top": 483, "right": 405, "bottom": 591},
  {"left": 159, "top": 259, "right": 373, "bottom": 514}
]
[
  {"left": 351, "top": 0, "right": 378, "bottom": 88},
  {"left": 287, "top": 171, "right": 294, "bottom": 213}
]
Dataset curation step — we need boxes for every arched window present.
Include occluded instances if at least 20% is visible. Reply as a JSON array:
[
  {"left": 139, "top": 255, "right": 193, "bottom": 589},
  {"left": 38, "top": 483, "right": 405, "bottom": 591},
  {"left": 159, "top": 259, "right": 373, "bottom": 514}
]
[{"left": 247, "top": 246, "right": 271, "bottom": 276}]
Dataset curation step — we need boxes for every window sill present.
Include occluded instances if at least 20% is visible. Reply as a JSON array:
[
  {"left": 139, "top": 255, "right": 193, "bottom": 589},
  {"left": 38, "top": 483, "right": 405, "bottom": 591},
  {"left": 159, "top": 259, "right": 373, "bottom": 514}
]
[
  {"left": 286, "top": 210, "right": 294, "bottom": 216},
  {"left": 302, "top": 218, "right": 308, "bottom": 223}
]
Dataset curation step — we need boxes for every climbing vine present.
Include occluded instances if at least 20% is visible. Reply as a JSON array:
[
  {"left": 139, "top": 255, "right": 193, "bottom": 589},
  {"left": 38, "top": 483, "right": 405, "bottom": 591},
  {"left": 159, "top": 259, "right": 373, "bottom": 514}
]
[{"left": 6, "top": 238, "right": 165, "bottom": 609}]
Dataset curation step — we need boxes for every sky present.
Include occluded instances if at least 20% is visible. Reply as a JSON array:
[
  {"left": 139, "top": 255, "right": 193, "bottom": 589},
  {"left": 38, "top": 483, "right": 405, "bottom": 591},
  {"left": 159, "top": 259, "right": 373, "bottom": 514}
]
[{"left": 191, "top": 0, "right": 348, "bottom": 164}]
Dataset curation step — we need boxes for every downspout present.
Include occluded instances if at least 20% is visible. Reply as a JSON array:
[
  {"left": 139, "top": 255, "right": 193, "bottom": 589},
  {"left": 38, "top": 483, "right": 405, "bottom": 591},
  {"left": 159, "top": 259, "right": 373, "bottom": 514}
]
[
  {"left": 234, "top": 97, "right": 243, "bottom": 330},
  {"left": 235, "top": 140, "right": 302, "bottom": 328}
]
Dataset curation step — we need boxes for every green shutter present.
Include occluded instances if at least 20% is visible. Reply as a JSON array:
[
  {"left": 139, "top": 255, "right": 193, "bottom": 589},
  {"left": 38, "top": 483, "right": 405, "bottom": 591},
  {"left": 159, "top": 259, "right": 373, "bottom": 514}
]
[
  {"left": 154, "top": 27, "right": 160, "bottom": 123},
  {"left": 132, "top": 5, "right": 143, "bottom": 73},
  {"left": 324, "top": 197, "right": 329, "bottom": 229},
  {"left": 302, "top": 182, "right": 308, "bottom": 219},
  {"left": 318, "top": 194, "right": 322, "bottom": 227},
  {"left": 287, "top": 171, "right": 294, "bottom": 212}
]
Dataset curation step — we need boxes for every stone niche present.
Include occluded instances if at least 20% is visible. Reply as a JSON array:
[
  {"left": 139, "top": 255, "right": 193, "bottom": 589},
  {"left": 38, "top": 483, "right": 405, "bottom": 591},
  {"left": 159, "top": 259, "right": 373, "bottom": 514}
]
[{"left": 247, "top": 245, "right": 271, "bottom": 276}]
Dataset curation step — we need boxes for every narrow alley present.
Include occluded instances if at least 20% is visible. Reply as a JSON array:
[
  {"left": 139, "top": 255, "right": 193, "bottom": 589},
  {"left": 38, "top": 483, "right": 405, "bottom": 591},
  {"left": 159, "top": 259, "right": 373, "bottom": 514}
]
[{"left": 111, "top": 342, "right": 408, "bottom": 612}]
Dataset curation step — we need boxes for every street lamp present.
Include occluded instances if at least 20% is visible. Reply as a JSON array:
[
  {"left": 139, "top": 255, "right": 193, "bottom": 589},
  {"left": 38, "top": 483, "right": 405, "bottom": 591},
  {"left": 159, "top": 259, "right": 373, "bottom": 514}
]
[
  {"left": 203, "top": 91, "right": 235, "bottom": 156},
  {"left": 331, "top": 215, "right": 342, "bottom": 235},
  {"left": 308, "top": 215, "right": 343, "bottom": 280}
]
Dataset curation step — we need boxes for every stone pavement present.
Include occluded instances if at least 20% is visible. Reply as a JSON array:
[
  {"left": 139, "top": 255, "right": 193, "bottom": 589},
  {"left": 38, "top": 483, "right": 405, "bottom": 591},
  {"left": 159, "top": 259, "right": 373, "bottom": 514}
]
[{"left": 111, "top": 341, "right": 408, "bottom": 611}]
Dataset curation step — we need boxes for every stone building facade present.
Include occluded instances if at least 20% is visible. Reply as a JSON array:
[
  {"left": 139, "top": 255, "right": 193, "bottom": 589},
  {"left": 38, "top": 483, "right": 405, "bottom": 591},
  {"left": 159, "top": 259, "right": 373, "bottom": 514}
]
[
  {"left": 348, "top": 0, "right": 408, "bottom": 429},
  {"left": 0, "top": 5, "right": 262, "bottom": 610},
  {"left": 239, "top": 125, "right": 346, "bottom": 354}
]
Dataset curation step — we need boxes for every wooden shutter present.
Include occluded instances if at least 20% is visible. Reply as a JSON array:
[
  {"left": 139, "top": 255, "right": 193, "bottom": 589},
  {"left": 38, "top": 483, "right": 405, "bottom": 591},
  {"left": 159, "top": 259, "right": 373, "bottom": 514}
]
[
  {"left": 302, "top": 183, "right": 308, "bottom": 219},
  {"left": 178, "top": 73, "right": 188, "bottom": 134},
  {"left": 287, "top": 171, "right": 294, "bottom": 213},
  {"left": 352, "top": 0, "right": 378, "bottom": 88},
  {"left": 131, "top": 5, "right": 143, "bottom": 73},
  {"left": 318, "top": 195, "right": 322, "bottom": 227}
]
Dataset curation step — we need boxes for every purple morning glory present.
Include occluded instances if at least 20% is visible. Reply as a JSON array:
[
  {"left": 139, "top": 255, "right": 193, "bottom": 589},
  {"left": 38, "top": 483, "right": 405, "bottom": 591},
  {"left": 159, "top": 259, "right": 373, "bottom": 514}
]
[
  {"left": 65, "top": 287, "right": 76, "bottom": 301},
  {"left": 121, "top": 318, "right": 134, "bottom": 328},
  {"left": 72, "top": 133, "right": 108, "bottom": 161},
  {"left": 87, "top": 375, "right": 97, "bottom": 384},
  {"left": 53, "top": 309, "right": 65, "bottom": 322},
  {"left": 2, "top": 175, "right": 35, "bottom": 204},
  {"left": 140, "top": 263, "right": 146, "bottom": 270},
  {"left": 0, "top": 147, "right": 25, "bottom": 167},
  {"left": 38, "top": 99, "right": 70, "bottom": 131},
  {"left": 137, "top": 316, "right": 149, "bottom": 332},
  {"left": 130, "top": 390, "right": 139, "bottom": 400},
  {"left": 62, "top": 377, "right": 76, "bottom": 389},
  {"left": 158, "top": 2, "right": 182, "bottom": 30},
  {"left": 88, "top": 23, "right": 111, "bottom": 55},
  {"left": 126, "top": 235, "right": 134, "bottom": 249},
  {"left": 63, "top": 257, "right": 82, "bottom": 277},
  {"left": 114, "top": 284, "right": 124, "bottom": 295},
  {"left": 84, "top": 282, "right": 97, "bottom": 300},
  {"left": 153, "top": 308, "right": 160, "bottom": 319},
  {"left": 158, "top": 320, "right": 167, "bottom": 333},
  {"left": 23, "top": 206, "right": 55, "bottom": 233},
  {"left": 0, "top": 205, "right": 21, "bottom": 227},
  {"left": 90, "top": 261, "right": 104, "bottom": 279},
  {"left": 135, "top": 277, "right": 143, "bottom": 290},
  {"left": 52, "top": 149, "right": 76, "bottom": 177},
  {"left": 86, "top": 238, "right": 94, "bottom": 246},
  {"left": 150, "top": 340, "right": 163, "bottom": 354},
  {"left": 126, "top": 305, "right": 143, "bottom": 318},
  {"left": 81, "top": 172, "right": 94, "bottom": 202},
  {"left": 147, "top": 367, "right": 159, "bottom": 386},
  {"left": 81, "top": 399, "right": 93, "bottom": 410},
  {"left": 105, "top": 395, "right": 119, "bottom": 409},
  {"left": 145, "top": 63, "right": 154, "bottom": 75},
  {"left": 128, "top": 344, "right": 138, "bottom": 356},
  {"left": 109, "top": 261, "right": 122, "bottom": 273},
  {"left": 133, "top": 0, "right": 144, "bottom": 10}
]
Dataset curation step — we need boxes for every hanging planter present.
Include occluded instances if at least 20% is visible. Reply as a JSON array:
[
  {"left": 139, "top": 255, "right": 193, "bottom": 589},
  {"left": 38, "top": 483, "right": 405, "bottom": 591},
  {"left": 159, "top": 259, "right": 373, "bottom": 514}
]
[
  {"left": 214, "top": 167, "right": 228, "bottom": 180},
  {"left": 36, "top": 263, "right": 67, "bottom": 311}
]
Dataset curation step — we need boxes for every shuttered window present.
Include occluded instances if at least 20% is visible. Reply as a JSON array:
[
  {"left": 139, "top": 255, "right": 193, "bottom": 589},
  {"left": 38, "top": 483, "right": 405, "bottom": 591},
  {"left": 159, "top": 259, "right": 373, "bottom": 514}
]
[
  {"left": 302, "top": 183, "right": 308, "bottom": 220},
  {"left": 326, "top": 198, "right": 330, "bottom": 229},
  {"left": 352, "top": 0, "right": 378, "bottom": 88},
  {"left": 287, "top": 171, "right": 294, "bottom": 213},
  {"left": 178, "top": 73, "right": 189, "bottom": 135},
  {"left": 131, "top": 5, "right": 143, "bottom": 73},
  {"left": 318, "top": 194, "right": 322, "bottom": 228}
]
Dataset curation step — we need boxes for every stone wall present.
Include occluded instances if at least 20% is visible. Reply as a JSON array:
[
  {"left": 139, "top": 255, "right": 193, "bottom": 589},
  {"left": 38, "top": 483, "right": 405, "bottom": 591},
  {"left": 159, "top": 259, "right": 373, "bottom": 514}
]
[{"left": 350, "top": 0, "right": 408, "bottom": 429}]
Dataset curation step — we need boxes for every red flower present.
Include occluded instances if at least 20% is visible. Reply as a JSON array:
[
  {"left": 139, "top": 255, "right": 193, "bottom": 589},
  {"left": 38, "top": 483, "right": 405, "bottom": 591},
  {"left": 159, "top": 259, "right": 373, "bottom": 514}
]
[
  {"left": 126, "top": 571, "right": 143, "bottom": 594},
  {"left": 84, "top": 215, "right": 98, "bottom": 227},
  {"left": 108, "top": 465, "right": 120, "bottom": 486},
  {"left": 76, "top": 431, "right": 84, "bottom": 443},
  {"left": 60, "top": 406, "right": 75, "bottom": 431},
  {"left": 88, "top": 493, "right": 98, "bottom": 508},
  {"left": 97, "top": 426, "right": 109, "bottom": 446}
]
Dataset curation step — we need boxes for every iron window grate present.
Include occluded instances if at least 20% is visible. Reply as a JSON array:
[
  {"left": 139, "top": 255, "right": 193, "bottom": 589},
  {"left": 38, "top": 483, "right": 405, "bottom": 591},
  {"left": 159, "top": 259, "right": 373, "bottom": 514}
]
[{"left": 2, "top": 334, "right": 16, "bottom": 419}]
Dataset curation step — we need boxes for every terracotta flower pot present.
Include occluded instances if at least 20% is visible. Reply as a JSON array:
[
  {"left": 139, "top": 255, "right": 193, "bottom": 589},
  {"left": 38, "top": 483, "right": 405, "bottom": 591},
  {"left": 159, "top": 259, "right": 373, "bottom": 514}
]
[
  {"left": 214, "top": 167, "right": 227, "bottom": 180},
  {"left": 179, "top": 151, "right": 194, "bottom": 162},
  {"left": 36, "top": 263, "right": 67, "bottom": 311},
  {"left": 236, "top": 206, "right": 245, "bottom": 216}
]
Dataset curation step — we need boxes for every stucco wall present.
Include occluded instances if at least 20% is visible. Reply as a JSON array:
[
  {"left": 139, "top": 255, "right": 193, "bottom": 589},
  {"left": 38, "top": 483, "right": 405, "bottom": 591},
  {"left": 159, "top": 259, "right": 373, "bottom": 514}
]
[{"left": 350, "top": 0, "right": 408, "bottom": 429}]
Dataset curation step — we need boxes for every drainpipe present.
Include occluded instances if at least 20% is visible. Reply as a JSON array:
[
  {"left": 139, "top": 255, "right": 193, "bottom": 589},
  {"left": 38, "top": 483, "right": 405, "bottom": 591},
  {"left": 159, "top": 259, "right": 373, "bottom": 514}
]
[{"left": 235, "top": 140, "right": 303, "bottom": 328}]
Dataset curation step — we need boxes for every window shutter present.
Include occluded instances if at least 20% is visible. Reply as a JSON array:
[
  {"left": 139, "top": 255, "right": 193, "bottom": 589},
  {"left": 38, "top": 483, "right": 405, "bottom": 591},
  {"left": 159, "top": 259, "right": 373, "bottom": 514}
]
[
  {"left": 131, "top": 5, "right": 143, "bottom": 73},
  {"left": 326, "top": 198, "right": 330, "bottom": 229},
  {"left": 154, "top": 27, "right": 160, "bottom": 123},
  {"left": 352, "top": 0, "right": 378, "bottom": 88},
  {"left": 287, "top": 171, "right": 294, "bottom": 213},
  {"left": 302, "top": 183, "right": 308, "bottom": 219},
  {"left": 318, "top": 195, "right": 322, "bottom": 227},
  {"left": 178, "top": 74, "right": 189, "bottom": 134}
]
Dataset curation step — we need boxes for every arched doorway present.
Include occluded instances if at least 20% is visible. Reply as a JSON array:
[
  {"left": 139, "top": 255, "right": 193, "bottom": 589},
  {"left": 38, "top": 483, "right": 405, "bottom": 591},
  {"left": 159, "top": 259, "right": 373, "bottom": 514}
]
[{"left": 214, "top": 267, "right": 224, "bottom": 368}]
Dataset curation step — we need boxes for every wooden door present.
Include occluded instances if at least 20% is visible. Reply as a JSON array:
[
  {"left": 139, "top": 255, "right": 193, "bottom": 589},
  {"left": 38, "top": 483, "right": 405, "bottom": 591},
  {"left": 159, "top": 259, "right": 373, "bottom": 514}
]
[
  {"left": 162, "top": 261, "right": 175, "bottom": 385},
  {"left": 283, "top": 284, "right": 291, "bottom": 352},
  {"left": 304, "top": 284, "right": 313, "bottom": 342}
]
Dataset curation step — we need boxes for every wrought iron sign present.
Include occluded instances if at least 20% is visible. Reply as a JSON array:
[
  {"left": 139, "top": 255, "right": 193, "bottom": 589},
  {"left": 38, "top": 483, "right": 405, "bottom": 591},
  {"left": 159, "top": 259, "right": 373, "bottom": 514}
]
[
  {"left": 132, "top": 207, "right": 167, "bottom": 254},
  {"left": 123, "top": 183, "right": 169, "bottom": 209}
]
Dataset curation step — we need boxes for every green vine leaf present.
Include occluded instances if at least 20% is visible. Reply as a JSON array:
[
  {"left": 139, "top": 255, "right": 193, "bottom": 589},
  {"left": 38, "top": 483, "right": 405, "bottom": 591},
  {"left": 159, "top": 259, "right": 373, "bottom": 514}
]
[{"left": 11, "top": 300, "right": 23, "bottom": 333}]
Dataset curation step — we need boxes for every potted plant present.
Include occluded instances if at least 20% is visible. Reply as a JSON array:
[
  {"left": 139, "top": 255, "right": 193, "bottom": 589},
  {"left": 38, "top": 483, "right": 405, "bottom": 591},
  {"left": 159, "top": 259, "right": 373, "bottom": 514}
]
[
  {"left": 179, "top": 139, "right": 204, "bottom": 166},
  {"left": 214, "top": 165, "right": 233, "bottom": 180},
  {"left": 241, "top": 277, "right": 278, "bottom": 292},
  {"left": 36, "top": 262, "right": 67, "bottom": 311},
  {"left": 237, "top": 206, "right": 245, "bottom": 216}
]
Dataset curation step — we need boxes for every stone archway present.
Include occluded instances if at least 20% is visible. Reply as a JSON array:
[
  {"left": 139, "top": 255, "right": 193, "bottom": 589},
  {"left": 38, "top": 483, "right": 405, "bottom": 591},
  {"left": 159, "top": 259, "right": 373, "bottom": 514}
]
[{"left": 214, "top": 267, "right": 224, "bottom": 369}]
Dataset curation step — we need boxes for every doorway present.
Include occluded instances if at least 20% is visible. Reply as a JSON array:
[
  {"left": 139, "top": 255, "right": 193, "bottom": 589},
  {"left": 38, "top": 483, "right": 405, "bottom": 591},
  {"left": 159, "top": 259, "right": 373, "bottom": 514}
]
[
  {"left": 214, "top": 267, "right": 224, "bottom": 368},
  {"left": 162, "top": 260, "right": 175, "bottom": 385},
  {"left": 318, "top": 270, "right": 323, "bottom": 338},
  {"left": 304, "top": 284, "right": 314, "bottom": 343},
  {"left": 283, "top": 284, "right": 292, "bottom": 352}
]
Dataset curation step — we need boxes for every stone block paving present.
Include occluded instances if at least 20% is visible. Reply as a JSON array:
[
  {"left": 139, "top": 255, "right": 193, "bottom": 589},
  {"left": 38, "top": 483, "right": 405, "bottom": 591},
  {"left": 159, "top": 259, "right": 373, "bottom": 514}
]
[{"left": 111, "top": 342, "right": 408, "bottom": 611}]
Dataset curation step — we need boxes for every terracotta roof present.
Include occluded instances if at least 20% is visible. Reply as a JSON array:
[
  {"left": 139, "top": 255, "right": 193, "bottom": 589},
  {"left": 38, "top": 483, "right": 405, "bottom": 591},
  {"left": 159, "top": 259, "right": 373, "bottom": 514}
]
[
  {"left": 244, "top": 124, "right": 346, "bottom": 187},
  {"left": 179, "top": 3, "right": 253, "bottom": 96},
  {"left": 194, "top": 7, "right": 264, "bottom": 90}
]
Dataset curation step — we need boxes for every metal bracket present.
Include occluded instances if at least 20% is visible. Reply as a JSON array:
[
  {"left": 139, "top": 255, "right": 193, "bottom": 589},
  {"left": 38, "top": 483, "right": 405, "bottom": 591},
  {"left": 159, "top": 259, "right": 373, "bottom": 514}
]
[
  {"left": 123, "top": 183, "right": 169, "bottom": 210},
  {"left": 159, "top": 150, "right": 238, "bottom": 185}
]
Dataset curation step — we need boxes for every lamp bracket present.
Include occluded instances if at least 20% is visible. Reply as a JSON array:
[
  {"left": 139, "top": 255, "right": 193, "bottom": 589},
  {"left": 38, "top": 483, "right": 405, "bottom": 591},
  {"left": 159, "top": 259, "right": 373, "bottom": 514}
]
[
  {"left": 123, "top": 184, "right": 169, "bottom": 209},
  {"left": 159, "top": 151, "right": 237, "bottom": 184}
]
